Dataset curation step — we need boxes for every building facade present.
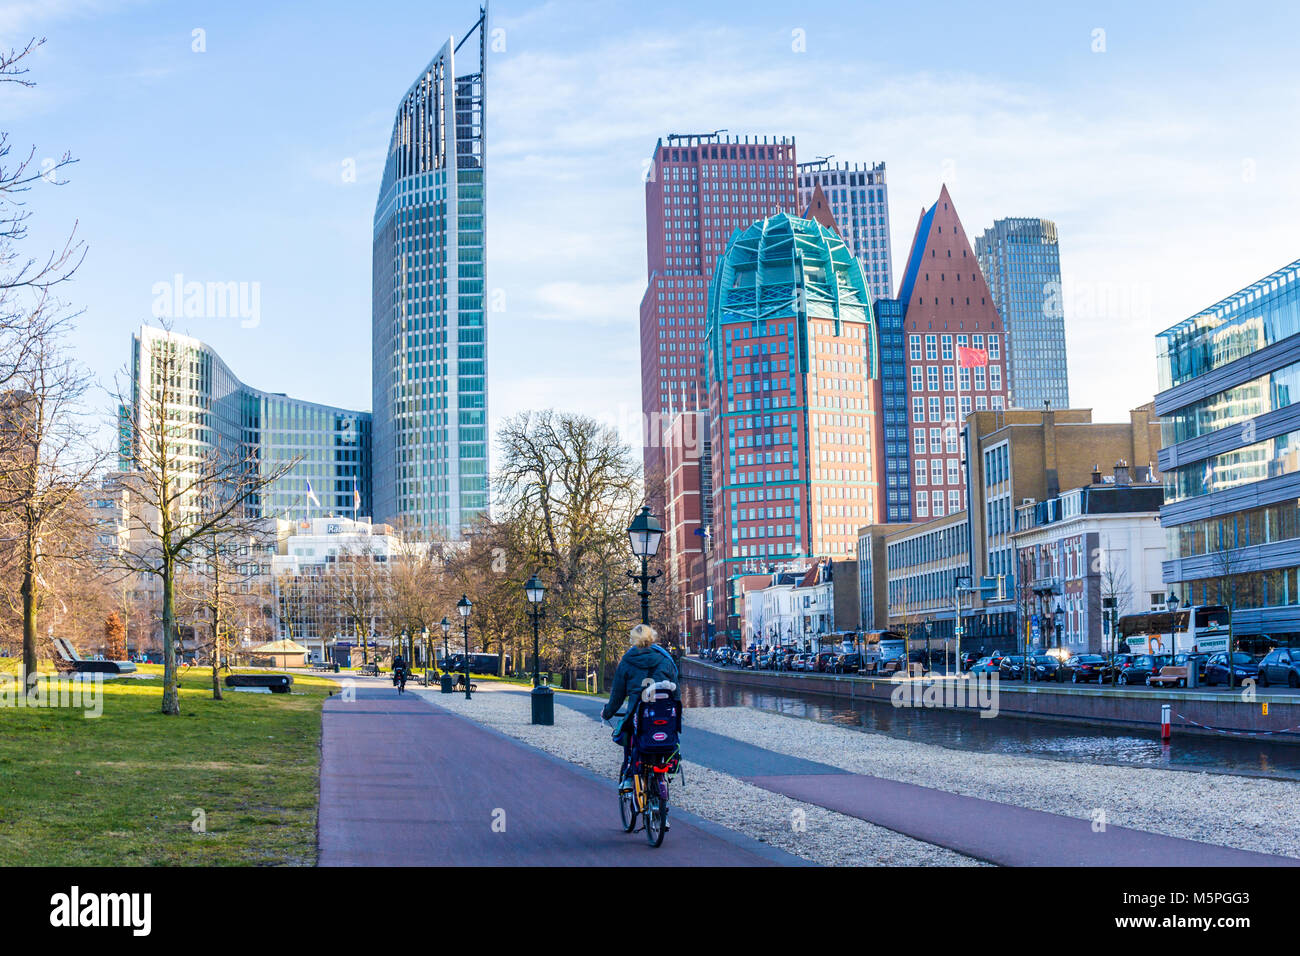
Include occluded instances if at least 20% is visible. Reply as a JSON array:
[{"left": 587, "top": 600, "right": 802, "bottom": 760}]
[
  {"left": 124, "top": 326, "right": 373, "bottom": 522},
  {"left": 1156, "top": 257, "right": 1300, "bottom": 645},
  {"left": 705, "top": 212, "right": 884, "bottom": 641},
  {"left": 975, "top": 217, "right": 1070, "bottom": 410},
  {"left": 1012, "top": 474, "right": 1165, "bottom": 655},
  {"left": 797, "top": 160, "right": 893, "bottom": 300},
  {"left": 896, "top": 186, "right": 1011, "bottom": 520},
  {"left": 372, "top": 6, "right": 489, "bottom": 537},
  {"left": 639, "top": 133, "right": 797, "bottom": 477}
]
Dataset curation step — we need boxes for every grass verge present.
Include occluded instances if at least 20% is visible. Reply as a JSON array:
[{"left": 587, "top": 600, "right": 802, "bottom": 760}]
[{"left": 0, "top": 663, "right": 338, "bottom": 866}]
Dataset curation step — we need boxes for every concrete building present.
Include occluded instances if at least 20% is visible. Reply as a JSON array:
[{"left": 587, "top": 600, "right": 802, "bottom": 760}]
[
  {"left": 1012, "top": 471, "right": 1165, "bottom": 655},
  {"left": 639, "top": 132, "right": 798, "bottom": 479},
  {"left": 975, "top": 217, "right": 1070, "bottom": 410},
  {"left": 1156, "top": 257, "right": 1300, "bottom": 646},
  {"left": 372, "top": 6, "right": 489, "bottom": 536},
  {"left": 883, "top": 510, "right": 971, "bottom": 641},
  {"left": 797, "top": 160, "right": 894, "bottom": 300},
  {"left": 856, "top": 522, "right": 911, "bottom": 629}
]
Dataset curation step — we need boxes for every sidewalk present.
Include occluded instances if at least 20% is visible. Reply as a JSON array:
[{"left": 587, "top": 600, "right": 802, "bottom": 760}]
[
  {"left": 317, "top": 681, "right": 802, "bottom": 866},
  {"left": 550, "top": 691, "right": 1300, "bottom": 867}
]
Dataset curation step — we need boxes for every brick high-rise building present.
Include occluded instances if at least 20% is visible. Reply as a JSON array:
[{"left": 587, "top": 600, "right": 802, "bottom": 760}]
[
  {"left": 896, "top": 184, "right": 1010, "bottom": 522},
  {"left": 705, "top": 213, "right": 884, "bottom": 643},
  {"left": 639, "top": 133, "right": 797, "bottom": 482}
]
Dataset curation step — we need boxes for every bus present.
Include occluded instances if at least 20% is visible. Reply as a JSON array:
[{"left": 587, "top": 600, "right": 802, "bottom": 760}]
[
  {"left": 437, "top": 652, "right": 513, "bottom": 676},
  {"left": 1118, "top": 604, "right": 1231, "bottom": 656}
]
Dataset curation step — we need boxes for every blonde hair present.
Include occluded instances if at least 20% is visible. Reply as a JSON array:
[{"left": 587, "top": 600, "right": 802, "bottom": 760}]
[{"left": 629, "top": 624, "right": 658, "bottom": 648}]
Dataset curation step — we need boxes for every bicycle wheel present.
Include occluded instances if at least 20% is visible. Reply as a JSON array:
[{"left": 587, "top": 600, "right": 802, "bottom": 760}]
[
  {"left": 619, "top": 787, "right": 637, "bottom": 832},
  {"left": 644, "top": 773, "right": 666, "bottom": 847}
]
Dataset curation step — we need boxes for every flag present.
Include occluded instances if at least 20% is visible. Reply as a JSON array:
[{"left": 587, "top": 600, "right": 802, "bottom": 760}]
[
  {"left": 305, "top": 480, "right": 321, "bottom": 508},
  {"left": 958, "top": 346, "right": 989, "bottom": 368},
  {"left": 353, "top": 481, "right": 361, "bottom": 512}
]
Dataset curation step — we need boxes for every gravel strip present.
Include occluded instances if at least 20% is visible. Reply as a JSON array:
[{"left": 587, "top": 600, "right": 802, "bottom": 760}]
[
  {"left": 414, "top": 684, "right": 982, "bottom": 867},
  {"left": 681, "top": 705, "right": 1300, "bottom": 859}
]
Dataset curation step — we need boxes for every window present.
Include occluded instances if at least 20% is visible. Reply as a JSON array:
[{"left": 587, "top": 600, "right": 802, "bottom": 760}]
[
  {"left": 909, "top": 335, "right": 922, "bottom": 360},
  {"left": 929, "top": 428, "right": 942, "bottom": 453},
  {"left": 943, "top": 366, "right": 955, "bottom": 390},
  {"left": 929, "top": 397, "right": 941, "bottom": 421},
  {"left": 927, "top": 366, "right": 939, "bottom": 390},
  {"left": 990, "top": 365, "right": 1002, "bottom": 390},
  {"left": 912, "top": 397, "right": 925, "bottom": 422},
  {"left": 916, "top": 494, "right": 929, "bottom": 517},
  {"left": 915, "top": 460, "right": 928, "bottom": 484},
  {"left": 932, "top": 491, "right": 945, "bottom": 516},
  {"left": 914, "top": 428, "right": 926, "bottom": 453},
  {"left": 925, "top": 335, "right": 938, "bottom": 360},
  {"left": 941, "top": 335, "right": 953, "bottom": 360},
  {"left": 988, "top": 334, "right": 1000, "bottom": 359},
  {"left": 949, "top": 490, "right": 961, "bottom": 513},
  {"left": 911, "top": 367, "right": 923, "bottom": 391}
]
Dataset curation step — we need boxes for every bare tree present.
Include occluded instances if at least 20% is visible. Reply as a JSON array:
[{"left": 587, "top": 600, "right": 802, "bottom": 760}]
[{"left": 110, "top": 328, "right": 296, "bottom": 714}]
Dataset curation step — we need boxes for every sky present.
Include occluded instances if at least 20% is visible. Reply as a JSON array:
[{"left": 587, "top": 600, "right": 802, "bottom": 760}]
[{"left": 5, "top": 0, "right": 1300, "bottom": 457}]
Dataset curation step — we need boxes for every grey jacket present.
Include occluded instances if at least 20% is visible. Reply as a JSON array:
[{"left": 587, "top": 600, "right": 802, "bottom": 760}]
[{"left": 601, "top": 645, "right": 679, "bottom": 721}]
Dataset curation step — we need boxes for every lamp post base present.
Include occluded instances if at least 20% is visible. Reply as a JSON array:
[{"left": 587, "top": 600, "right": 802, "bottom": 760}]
[{"left": 530, "top": 684, "right": 554, "bottom": 725}]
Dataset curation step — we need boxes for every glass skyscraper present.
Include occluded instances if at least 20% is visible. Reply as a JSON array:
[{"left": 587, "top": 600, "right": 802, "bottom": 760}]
[
  {"left": 796, "top": 160, "right": 893, "bottom": 301},
  {"left": 975, "top": 217, "right": 1069, "bottom": 410},
  {"left": 1156, "top": 258, "right": 1300, "bottom": 645},
  {"left": 372, "top": 6, "right": 488, "bottom": 537},
  {"left": 124, "top": 326, "right": 372, "bottom": 521}
]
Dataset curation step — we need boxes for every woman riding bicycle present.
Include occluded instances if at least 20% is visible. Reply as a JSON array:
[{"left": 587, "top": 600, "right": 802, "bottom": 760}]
[{"left": 600, "top": 623, "right": 678, "bottom": 792}]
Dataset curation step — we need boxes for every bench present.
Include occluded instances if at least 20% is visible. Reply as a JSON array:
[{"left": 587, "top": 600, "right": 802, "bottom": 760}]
[
  {"left": 310, "top": 661, "right": 340, "bottom": 673},
  {"left": 51, "top": 638, "right": 137, "bottom": 675},
  {"left": 1148, "top": 665, "right": 1189, "bottom": 688},
  {"left": 453, "top": 674, "right": 478, "bottom": 693},
  {"left": 225, "top": 674, "right": 293, "bottom": 694},
  {"left": 357, "top": 662, "right": 380, "bottom": 677}
]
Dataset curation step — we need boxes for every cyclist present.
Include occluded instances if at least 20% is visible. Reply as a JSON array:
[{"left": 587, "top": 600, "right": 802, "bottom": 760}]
[
  {"left": 600, "top": 623, "right": 678, "bottom": 795},
  {"left": 391, "top": 653, "right": 408, "bottom": 691}
]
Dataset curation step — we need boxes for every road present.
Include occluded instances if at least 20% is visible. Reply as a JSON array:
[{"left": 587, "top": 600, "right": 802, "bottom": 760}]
[{"left": 317, "top": 681, "right": 803, "bottom": 866}]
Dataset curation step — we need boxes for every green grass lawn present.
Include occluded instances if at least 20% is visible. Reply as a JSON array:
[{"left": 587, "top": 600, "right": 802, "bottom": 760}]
[{"left": 0, "top": 663, "right": 338, "bottom": 866}]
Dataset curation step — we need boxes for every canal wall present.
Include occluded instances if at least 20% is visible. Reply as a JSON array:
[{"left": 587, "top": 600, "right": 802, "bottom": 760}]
[{"left": 681, "top": 658, "right": 1300, "bottom": 744}]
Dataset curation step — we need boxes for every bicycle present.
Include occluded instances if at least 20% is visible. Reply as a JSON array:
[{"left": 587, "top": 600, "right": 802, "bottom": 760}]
[
  {"left": 607, "top": 691, "right": 681, "bottom": 848},
  {"left": 393, "top": 667, "right": 407, "bottom": 694}
]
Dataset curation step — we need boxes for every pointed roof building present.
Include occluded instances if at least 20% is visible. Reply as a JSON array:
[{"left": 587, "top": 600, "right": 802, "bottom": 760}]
[{"left": 801, "top": 182, "right": 842, "bottom": 237}]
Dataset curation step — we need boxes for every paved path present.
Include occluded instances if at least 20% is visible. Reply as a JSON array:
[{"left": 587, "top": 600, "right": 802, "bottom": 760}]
[
  {"left": 318, "top": 682, "right": 801, "bottom": 866},
  {"left": 552, "top": 691, "right": 1300, "bottom": 867}
]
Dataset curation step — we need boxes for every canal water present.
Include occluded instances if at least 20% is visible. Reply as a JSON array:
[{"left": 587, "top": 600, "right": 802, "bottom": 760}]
[{"left": 682, "top": 679, "right": 1300, "bottom": 781}]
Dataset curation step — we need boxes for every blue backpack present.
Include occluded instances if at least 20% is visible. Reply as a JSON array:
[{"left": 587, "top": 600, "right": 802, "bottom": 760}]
[{"left": 635, "top": 697, "right": 681, "bottom": 753}]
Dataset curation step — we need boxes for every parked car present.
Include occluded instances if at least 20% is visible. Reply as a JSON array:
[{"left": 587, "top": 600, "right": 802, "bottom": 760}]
[
  {"left": 1115, "top": 653, "right": 1170, "bottom": 686},
  {"left": 1060, "top": 654, "right": 1110, "bottom": 684},
  {"left": 959, "top": 651, "right": 982, "bottom": 672},
  {"left": 1257, "top": 647, "right": 1300, "bottom": 688},
  {"left": 987, "top": 649, "right": 1010, "bottom": 668},
  {"left": 1028, "top": 655, "right": 1061, "bottom": 682},
  {"left": 814, "top": 651, "right": 839, "bottom": 672},
  {"left": 969, "top": 656, "right": 1000, "bottom": 675},
  {"left": 1203, "top": 652, "right": 1260, "bottom": 687},
  {"left": 1148, "top": 653, "right": 1195, "bottom": 688},
  {"left": 998, "top": 655, "right": 1027, "bottom": 680},
  {"left": 830, "top": 652, "right": 862, "bottom": 674}
]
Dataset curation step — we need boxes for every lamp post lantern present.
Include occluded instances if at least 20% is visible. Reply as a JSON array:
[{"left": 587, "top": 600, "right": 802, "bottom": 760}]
[
  {"left": 524, "top": 573, "right": 553, "bottom": 725},
  {"left": 627, "top": 505, "right": 663, "bottom": 626},
  {"left": 457, "top": 595, "right": 472, "bottom": 699}
]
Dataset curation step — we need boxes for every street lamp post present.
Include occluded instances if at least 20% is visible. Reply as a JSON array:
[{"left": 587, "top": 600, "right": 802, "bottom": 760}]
[
  {"left": 1165, "top": 592, "right": 1180, "bottom": 661},
  {"left": 924, "top": 618, "right": 932, "bottom": 674},
  {"left": 627, "top": 505, "right": 664, "bottom": 626},
  {"left": 457, "top": 595, "right": 473, "bottom": 700},
  {"left": 524, "top": 573, "right": 553, "bottom": 725},
  {"left": 421, "top": 626, "right": 430, "bottom": 686},
  {"left": 440, "top": 617, "right": 450, "bottom": 670}
]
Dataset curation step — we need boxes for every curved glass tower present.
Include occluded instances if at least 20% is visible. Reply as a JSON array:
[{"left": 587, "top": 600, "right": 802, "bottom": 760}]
[{"left": 372, "top": 6, "right": 488, "bottom": 537}]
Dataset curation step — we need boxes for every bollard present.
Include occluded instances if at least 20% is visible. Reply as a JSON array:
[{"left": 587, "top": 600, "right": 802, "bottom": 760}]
[{"left": 1161, "top": 703, "right": 1172, "bottom": 741}]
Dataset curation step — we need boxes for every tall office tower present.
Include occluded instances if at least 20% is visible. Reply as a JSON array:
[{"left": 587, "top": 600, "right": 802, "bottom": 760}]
[
  {"left": 372, "top": 6, "right": 488, "bottom": 537},
  {"left": 124, "top": 326, "right": 372, "bottom": 520},
  {"left": 896, "top": 185, "right": 1010, "bottom": 521},
  {"left": 874, "top": 297, "right": 912, "bottom": 522},
  {"left": 975, "top": 217, "right": 1069, "bottom": 410},
  {"left": 1157, "top": 258, "right": 1300, "bottom": 645},
  {"left": 797, "top": 159, "right": 894, "bottom": 301},
  {"left": 705, "top": 213, "right": 883, "bottom": 637},
  {"left": 639, "top": 133, "right": 797, "bottom": 482}
]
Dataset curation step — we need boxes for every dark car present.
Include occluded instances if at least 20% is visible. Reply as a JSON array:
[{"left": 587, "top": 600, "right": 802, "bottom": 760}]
[
  {"left": 1257, "top": 647, "right": 1300, "bottom": 688},
  {"left": 815, "top": 651, "right": 839, "bottom": 672},
  {"left": 1029, "top": 655, "right": 1061, "bottom": 682},
  {"left": 1115, "top": 653, "right": 1170, "bottom": 686},
  {"left": 998, "top": 655, "right": 1027, "bottom": 680},
  {"left": 1203, "top": 652, "right": 1259, "bottom": 687},
  {"left": 1060, "top": 654, "right": 1110, "bottom": 684},
  {"left": 959, "top": 651, "right": 982, "bottom": 672},
  {"left": 830, "top": 652, "right": 862, "bottom": 674}
]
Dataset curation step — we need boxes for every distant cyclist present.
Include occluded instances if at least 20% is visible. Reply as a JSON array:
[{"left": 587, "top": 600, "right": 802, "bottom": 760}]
[
  {"left": 391, "top": 653, "right": 408, "bottom": 692},
  {"left": 601, "top": 624, "right": 679, "bottom": 793}
]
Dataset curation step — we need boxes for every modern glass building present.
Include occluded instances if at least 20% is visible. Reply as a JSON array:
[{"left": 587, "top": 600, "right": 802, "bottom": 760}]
[
  {"left": 875, "top": 297, "right": 911, "bottom": 522},
  {"left": 372, "top": 6, "right": 488, "bottom": 537},
  {"left": 1156, "top": 257, "right": 1300, "bottom": 645},
  {"left": 796, "top": 160, "right": 893, "bottom": 301},
  {"left": 975, "top": 217, "right": 1069, "bottom": 410},
  {"left": 124, "top": 326, "right": 372, "bottom": 521}
]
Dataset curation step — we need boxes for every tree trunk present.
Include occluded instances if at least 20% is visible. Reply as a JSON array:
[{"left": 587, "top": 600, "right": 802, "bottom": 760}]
[
  {"left": 597, "top": 628, "right": 608, "bottom": 695},
  {"left": 161, "top": 557, "right": 180, "bottom": 715},
  {"left": 21, "top": 563, "right": 37, "bottom": 693},
  {"left": 211, "top": 605, "right": 223, "bottom": 701}
]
